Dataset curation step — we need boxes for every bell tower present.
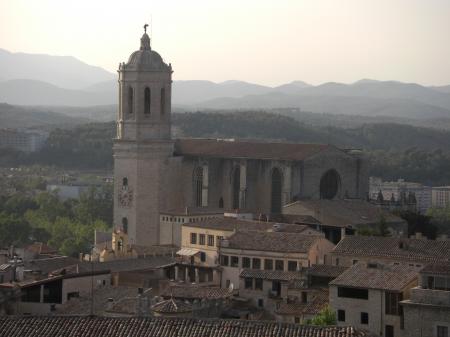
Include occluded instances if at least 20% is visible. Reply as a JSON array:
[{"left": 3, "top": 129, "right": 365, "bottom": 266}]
[{"left": 113, "top": 26, "right": 173, "bottom": 246}]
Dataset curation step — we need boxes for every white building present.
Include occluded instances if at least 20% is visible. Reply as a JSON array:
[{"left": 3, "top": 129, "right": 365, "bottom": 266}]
[
  {"left": 370, "top": 177, "right": 432, "bottom": 213},
  {"left": 432, "top": 186, "right": 450, "bottom": 208},
  {"left": 0, "top": 128, "right": 48, "bottom": 153}
]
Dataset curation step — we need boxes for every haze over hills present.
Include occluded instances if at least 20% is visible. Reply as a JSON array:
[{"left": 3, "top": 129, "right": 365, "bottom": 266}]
[
  {"left": 0, "top": 48, "right": 115, "bottom": 89},
  {"left": 1, "top": 48, "right": 450, "bottom": 120}
]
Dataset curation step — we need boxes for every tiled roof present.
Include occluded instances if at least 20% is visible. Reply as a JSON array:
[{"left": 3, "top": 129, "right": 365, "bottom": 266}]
[
  {"left": 283, "top": 200, "right": 404, "bottom": 228},
  {"left": 240, "top": 269, "right": 304, "bottom": 282},
  {"left": 282, "top": 214, "right": 322, "bottom": 226},
  {"left": 331, "top": 236, "right": 450, "bottom": 263},
  {"left": 151, "top": 298, "right": 193, "bottom": 314},
  {"left": 421, "top": 263, "right": 450, "bottom": 276},
  {"left": 225, "top": 230, "right": 324, "bottom": 253},
  {"left": 0, "top": 316, "right": 376, "bottom": 337},
  {"left": 161, "top": 284, "right": 233, "bottom": 300},
  {"left": 174, "top": 138, "right": 331, "bottom": 161},
  {"left": 183, "top": 217, "right": 277, "bottom": 232},
  {"left": 307, "top": 265, "right": 348, "bottom": 278},
  {"left": 330, "top": 262, "right": 420, "bottom": 291},
  {"left": 25, "top": 242, "right": 58, "bottom": 255},
  {"left": 24, "top": 256, "right": 80, "bottom": 275},
  {"left": 78, "top": 256, "right": 176, "bottom": 273}
]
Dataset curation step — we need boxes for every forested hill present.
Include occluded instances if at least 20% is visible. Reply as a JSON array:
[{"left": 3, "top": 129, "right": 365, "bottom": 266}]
[{"left": 3, "top": 111, "right": 450, "bottom": 185}]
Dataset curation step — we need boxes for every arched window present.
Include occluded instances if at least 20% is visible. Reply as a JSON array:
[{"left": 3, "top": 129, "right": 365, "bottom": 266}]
[
  {"left": 122, "top": 177, "right": 128, "bottom": 188},
  {"left": 219, "top": 197, "right": 224, "bottom": 209},
  {"left": 144, "top": 87, "right": 151, "bottom": 114},
  {"left": 117, "top": 238, "right": 123, "bottom": 252},
  {"left": 320, "top": 169, "right": 341, "bottom": 199},
  {"left": 193, "top": 167, "right": 203, "bottom": 207},
  {"left": 232, "top": 167, "right": 240, "bottom": 210},
  {"left": 271, "top": 168, "right": 283, "bottom": 214},
  {"left": 127, "top": 87, "right": 133, "bottom": 114},
  {"left": 160, "top": 88, "right": 165, "bottom": 115},
  {"left": 122, "top": 217, "right": 128, "bottom": 234}
]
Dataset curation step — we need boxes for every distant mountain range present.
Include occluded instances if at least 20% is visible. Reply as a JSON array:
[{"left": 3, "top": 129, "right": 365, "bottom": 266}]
[{"left": 1, "top": 48, "right": 450, "bottom": 120}]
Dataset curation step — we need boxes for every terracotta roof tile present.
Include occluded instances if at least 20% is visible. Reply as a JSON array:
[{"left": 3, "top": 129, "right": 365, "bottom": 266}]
[
  {"left": 330, "top": 262, "right": 420, "bottom": 291},
  {"left": 174, "top": 138, "right": 332, "bottom": 161},
  {"left": 225, "top": 230, "right": 325, "bottom": 253},
  {"left": 161, "top": 284, "right": 234, "bottom": 300},
  {"left": 0, "top": 316, "right": 377, "bottom": 337},
  {"left": 240, "top": 269, "right": 304, "bottom": 282},
  {"left": 307, "top": 265, "right": 348, "bottom": 278},
  {"left": 332, "top": 236, "right": 450, "bottom": 263}
]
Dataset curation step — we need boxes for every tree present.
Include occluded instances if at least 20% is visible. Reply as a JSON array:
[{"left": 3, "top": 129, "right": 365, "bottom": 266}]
[
  {"left": 0, "top": 212, "right": 31, "bottom": 247},
  {"left": 377, "top": 215, "right": 390, "bottom": 237},
  {"left": 306, "top": 306, "right": 336, "bottom": 326},
  {"left": 398, "top": 210, "right": 438, "bottom": 239}
]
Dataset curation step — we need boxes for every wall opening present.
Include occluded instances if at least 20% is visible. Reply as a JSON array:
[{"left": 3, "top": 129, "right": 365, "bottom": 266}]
[
  {"left": 271, "top": 168, "right": 283, "bottom": 213},
  {"left": 193, "top": 167, "right": 203, "bottom": 207},
  {"left": 144, "top": 87, "right": 151, "bottom": 114},
  {"left": 127, "top": 87, "right": 133, "bottom": 114},
  {"left": 160, "top": 88, "right": 165, "bottom": 115},
  {"left": 232, "top": 167, "right": 240, "bottom": 209},
  {"left": 320, "top": 169, "right": 341, "bottom": 199}
]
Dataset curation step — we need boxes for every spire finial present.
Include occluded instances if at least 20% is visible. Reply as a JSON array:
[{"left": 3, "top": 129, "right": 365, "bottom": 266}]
[{"left": 144, "top": 23, "right": 149, "bottom": 34}]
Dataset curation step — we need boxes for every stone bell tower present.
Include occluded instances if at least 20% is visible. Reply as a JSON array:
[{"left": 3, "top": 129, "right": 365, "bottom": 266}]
[{"left": 113, "top": 26, "right": 173, "bottom": 246}]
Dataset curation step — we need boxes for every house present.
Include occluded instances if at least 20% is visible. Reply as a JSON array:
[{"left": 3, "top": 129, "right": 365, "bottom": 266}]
[
  {"left": 330, "top": 262, "right": 421, "bottom": 337},
  {"left": 401, "top": 263, "right": 450, "bottom": 337},
  {"left": 282, "top": 199, "right": 407, "bottom": 243},
  {"left": 0, "top": 316, "right": 378, "bottom": 337},
  {"left": 0, "top": 270, "right": 111, "bottom": 315},
  {"left": 328, "top": 235, "right": 450, "bottom": 267},
  {"left": 220, "top": 230, "right": 335, "bottom": 291}
]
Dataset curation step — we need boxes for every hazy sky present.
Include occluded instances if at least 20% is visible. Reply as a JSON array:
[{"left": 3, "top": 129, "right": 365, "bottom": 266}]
[{"left": 1, "top": 0, "right": 449, "bottom": 86}]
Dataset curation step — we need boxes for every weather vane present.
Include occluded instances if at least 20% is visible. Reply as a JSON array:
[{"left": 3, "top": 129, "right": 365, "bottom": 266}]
[{"left": 144, "top": 23, "right": 149, "bottom": 34}]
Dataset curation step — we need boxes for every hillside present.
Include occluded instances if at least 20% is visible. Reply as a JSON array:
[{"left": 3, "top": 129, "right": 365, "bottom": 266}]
[
  {"left": 0, "top": 48, "right": 114, "bottom": 89},
  {"left": 0, "top": 103, "right": 89, "bottom": 128}
]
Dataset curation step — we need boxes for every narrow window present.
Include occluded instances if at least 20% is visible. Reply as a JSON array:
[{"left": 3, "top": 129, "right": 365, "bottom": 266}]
[
  {"left": 275, "top": 260, "right": 284, "bottom": 271},
  {"left": 144, "top": 87, "right": 151, "bottom": 114},
  {"left": 199, "top": 234, "right": 205, "bottom": 245},
  {"left": 200, "top": 252, "right": 206, "bottom": 262},
  {"left": 255, "top": 278, "right": 263, "bottom": 290},
  {"left": 122, "top": 177, "right": 128, "bottom": 188},
  {"left": 190, "top": 233, "right": 197, "bottom": 244},
  {"left": 361, "top": 312, "right": 369, "bottom": 324},
  {"left": 245, "top": 278, "right": 253, "bottom": 289},
  {"left": 193, "top": 167, "right": 203, "bottom": 207},
  {"left": 128, "top": 87, "right": 133, "bottom": 114},
  {"left": 242, "top": 257, "right": 251, "bottom": 268},
  {"left": 160, "top": 87, "right": 165, "bottom": 115},
  {"left": 230, "top": 256, "right": 239, "bottom": 267},
  {"left": 218, "top": 197, "right": 224, "bottom": 209},
  {"left": 122, "top": 217, "right": 128, "bottom": 234},
  {"left": 252, "top": 258, "right": 261, "bottom": 270},
  {"left": 337, "top": 310, "right": 345, "bottom": 322},
  {"left": 221, "top": 255, "right": 229, "bottom": 266},
  {"left": 207, "top": 235, "right": 214, "bottom": 246},
  {"left": 264, "top": 259, "right": 273, "bottom": 270}
]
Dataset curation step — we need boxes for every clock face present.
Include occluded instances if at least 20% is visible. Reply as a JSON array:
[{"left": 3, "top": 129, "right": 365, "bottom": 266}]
[{"left": 118, "top": 188, "right": 133, "bottom": 208}]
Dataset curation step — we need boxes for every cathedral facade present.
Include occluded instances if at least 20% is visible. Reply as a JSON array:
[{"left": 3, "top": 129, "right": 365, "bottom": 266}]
[{"left": 113, "top": 30, "right": 369, "bottom": 246}]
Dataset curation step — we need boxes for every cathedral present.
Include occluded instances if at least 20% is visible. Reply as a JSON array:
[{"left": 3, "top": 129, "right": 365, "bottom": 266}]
[{"left": 113, "top": 29, "right": 369, "bottom": 246}]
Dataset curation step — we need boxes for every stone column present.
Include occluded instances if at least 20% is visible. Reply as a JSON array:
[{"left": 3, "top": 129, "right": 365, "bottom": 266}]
[
  {"left": 174, "top": 265, "right": 179, "bottom": 280},
  {"left": 202, "top": 163, "right": 209, "bottom": 207},
  {"left": 239, "top": 161, "right": 247, "bottom": 209},
  {"left": 282, "top": 165, "right": 292, "bottom": 206},
  {"left": 195, "top": 268, "right": 200, "bottom": 283},
  {"left": 185, "top": 268, "right": 189, "bottom": 282}
]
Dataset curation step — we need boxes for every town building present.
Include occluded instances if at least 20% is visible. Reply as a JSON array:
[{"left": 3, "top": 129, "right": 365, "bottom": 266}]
[
  {"left": 220, "top": 230, "right": 334, "bottom": 293},
  {"left": 328, "top": 235, "right": 450, "bottom": 268},
  {"left": 401, "top": 263, "right": 450, "bottom": 337},
  {"left": 330, "top": 262, "right": 420, "bottom": 337},
  {"left": 0, "top": 128, "right": 47, "bottom": 153},
  {"left": 282, "top": 199, "right": 407, "bottom": 243},
  {"left": 113, "top": 29, "right": 369, "bottom": 247},
  {"left": 432, "top": 186, "right": 450, "bottom": 208},
  {"left": 369, "top": 177, "right": 431, "bottom": 213}
]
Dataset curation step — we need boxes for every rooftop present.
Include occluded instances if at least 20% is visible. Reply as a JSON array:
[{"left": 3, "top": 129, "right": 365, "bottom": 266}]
[
  {"left": 174, "top": 138, "right": 333, "bottom": 161},
  {"left": 0, "top": 316, "right": 376, "bottom": 337},
  {"left": 421, "top": 263, "right": 450, "bottom": 276},
  {"left": 160, "top": 284, "right": 234, "bottom": 300},
  {"left": 283, "top": 199, "right": 404, "bottom": 228},
  {"left": 330, "top": 262, "right": 420, "bottom": 291},
  {"left": 225, "top": 230, "right": 325, "bottom": 253},
  {"left": 331, "top": 236, "right": 450, "bottom": 263},
  {"left": 183, "top": 217, "right": 277, "bottom": 232},
  {"left": 240, "top": 269, "right": 304, "bottom": 282},
  {"left": 151, "top": 298, "right": 193, "bottom": 314},
  {"left": 307, "top": 265, "right": 348, "bottom": 279}
]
